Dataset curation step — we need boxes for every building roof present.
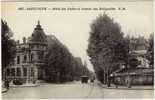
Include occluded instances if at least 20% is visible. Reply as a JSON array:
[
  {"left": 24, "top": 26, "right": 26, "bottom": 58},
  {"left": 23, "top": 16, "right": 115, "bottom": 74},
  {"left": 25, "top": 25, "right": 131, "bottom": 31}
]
[{"left": 28, "top": 21, "right": 47, "bottom": 44}]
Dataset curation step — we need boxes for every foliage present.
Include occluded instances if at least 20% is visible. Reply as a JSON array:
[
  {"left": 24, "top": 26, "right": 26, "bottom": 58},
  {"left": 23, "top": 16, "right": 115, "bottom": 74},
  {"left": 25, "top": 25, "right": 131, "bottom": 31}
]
[
  {"left": 87, "top": 14, "right": 129, "bottom": 84},
  {"left": 1, "top": 19, "right": 16, "bottom": 78},
  {"left": 44, "top": 35, "right": 90, "bottom": 83},
  {"left": 147, "top": 33, "right": 154, "bottom": 67}
]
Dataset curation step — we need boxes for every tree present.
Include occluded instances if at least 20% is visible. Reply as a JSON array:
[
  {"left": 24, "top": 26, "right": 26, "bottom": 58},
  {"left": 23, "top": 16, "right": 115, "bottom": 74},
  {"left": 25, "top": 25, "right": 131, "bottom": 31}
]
[
  {"left": 147, "top": 33, "right": 154, "bottom": 67},
  {"left": 44, "top": 35, "right": 89, "bottom": 83},
  {"left": 1, "top": 19, "right": 16, "bottom": 79},
  {"left": 45, "top": 35, "right": 70, "bottom": 82},
  {"left": 87, "top": 14, "right": 129, "bottom": 85}
]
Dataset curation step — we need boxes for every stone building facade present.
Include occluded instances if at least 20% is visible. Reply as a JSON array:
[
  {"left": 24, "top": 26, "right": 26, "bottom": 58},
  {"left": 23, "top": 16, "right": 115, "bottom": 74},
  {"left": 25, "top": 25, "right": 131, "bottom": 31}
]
[{"left": 5, "top": 21, "right": 47, "bottom": 84}]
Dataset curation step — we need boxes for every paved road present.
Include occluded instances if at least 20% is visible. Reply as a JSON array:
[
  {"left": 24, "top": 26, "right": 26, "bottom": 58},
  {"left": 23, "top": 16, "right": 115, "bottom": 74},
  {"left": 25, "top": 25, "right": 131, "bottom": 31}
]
[{"left": 2, "top": 81, "right": 154, "bottom": 99}]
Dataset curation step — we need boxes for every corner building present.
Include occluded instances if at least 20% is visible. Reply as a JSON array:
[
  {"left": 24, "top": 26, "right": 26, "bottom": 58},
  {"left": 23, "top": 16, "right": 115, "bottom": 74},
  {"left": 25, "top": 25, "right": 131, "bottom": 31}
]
[{"left": 5, "top": 21, "right": 47, "bottom": 83}]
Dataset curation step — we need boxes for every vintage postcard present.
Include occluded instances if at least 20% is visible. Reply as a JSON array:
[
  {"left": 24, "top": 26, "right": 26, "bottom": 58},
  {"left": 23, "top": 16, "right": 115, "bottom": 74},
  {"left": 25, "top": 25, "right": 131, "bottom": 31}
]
[{"left": 1, "top": 0, "right": 154, "bottom": 99}]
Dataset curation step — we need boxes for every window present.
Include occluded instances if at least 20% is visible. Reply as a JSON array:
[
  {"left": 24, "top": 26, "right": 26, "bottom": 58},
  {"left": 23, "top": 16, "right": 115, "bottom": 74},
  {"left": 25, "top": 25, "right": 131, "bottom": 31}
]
[
  {"left": 11, "top": 68, "right": 15, "bottom": 76},
  {"left": 23, "top": 55, "right": 27, "bottom": 63},
  {"left": 30, "top": 68, "right": 34, "bottom": 76},
  {"left": 36, "top": 45, "right": 39, "bottom": 49},
  {"left": 23, "top": 68, "right": 27, "bottom": 76},
  {"left": 31, "top": 54, "right": 33, "bottom": 62},
  {"left": 17, "top": 56, "right": 20, "bottom": 64},
  {"left": 17, "top": 68, "right": 21, "bottom": 76},
  {"left": 6, "top": 69, "right": 10, "bottom": 76},
  {"left": 38, "top": 51, "right": 44, "bottom": 60}
]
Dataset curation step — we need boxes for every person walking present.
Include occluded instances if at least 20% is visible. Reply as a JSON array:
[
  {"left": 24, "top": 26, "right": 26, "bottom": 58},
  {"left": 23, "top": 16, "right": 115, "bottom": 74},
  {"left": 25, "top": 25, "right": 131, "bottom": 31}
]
[{"left": 5, "top": 79, "right": 10, "bottom": 90}]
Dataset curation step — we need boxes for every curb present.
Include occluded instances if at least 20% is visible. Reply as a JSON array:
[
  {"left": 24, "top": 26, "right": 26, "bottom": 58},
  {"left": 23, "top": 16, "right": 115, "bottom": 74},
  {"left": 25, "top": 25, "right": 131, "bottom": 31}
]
[{"left": 2, "top": 88, "right": 8, "bottom": 93}]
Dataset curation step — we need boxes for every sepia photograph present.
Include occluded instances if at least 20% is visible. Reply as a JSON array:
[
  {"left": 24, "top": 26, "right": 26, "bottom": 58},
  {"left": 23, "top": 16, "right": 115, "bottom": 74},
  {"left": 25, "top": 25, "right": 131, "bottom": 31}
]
[{"left": 1, "top": 0, "right": 154, "bottom": 99}]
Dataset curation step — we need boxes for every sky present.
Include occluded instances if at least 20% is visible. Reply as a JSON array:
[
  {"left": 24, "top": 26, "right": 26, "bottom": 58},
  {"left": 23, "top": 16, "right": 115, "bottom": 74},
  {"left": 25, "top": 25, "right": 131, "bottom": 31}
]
[{"left": 1, "top": 1, "right": 153, "bottom": 71}]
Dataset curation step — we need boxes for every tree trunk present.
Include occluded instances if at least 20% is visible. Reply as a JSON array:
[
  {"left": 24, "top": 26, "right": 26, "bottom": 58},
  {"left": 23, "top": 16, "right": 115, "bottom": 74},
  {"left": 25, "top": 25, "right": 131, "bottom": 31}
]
[
  {"left": 103, "top": 70, "right": 106, "bottom": 84},
  {"left": 107, "top": 70, "right": 111, "bottom": 87}
]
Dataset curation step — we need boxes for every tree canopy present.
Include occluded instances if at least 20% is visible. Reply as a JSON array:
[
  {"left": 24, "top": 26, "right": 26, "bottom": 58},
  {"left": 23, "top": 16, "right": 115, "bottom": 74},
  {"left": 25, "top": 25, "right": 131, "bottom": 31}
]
[
  {"left": 87, "top": 14, "right": 129, "bottom": 84},
  {"left": 44, "top": 35, "right": 91, "bottom": 83},
  {"left": 1, "top": 19, "right": 16, "bottom": 79},
  {"left": 147, "top": 33, "right": 154, "bottom": 67}
]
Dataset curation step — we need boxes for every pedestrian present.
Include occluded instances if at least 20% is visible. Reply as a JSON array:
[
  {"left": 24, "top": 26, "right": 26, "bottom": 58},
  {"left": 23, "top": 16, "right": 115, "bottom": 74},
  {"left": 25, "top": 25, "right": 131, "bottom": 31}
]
[
  {"left": 5, "top": 79, "right": 10, "bottom": 90},
  {"left": 90, "top": 76, "right": 95, "bottom": 83},
  {"left": 90, "top": 78, "right": 94, "bottom": 83},
  {"left": 107, "top": 76, "right": 111, "bottom": 87},
  {"left": 126, "top": 76, "right": 132, "bottom": 88},
  {"left": 110, "top": 74, "right": 118, "bottom": 88}
]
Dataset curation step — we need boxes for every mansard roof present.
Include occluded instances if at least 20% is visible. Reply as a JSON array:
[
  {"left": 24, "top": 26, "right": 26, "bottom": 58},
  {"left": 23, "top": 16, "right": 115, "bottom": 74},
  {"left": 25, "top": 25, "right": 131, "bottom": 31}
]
[{"left": 28, "top": 21, "right": 47, "bottom": 44}]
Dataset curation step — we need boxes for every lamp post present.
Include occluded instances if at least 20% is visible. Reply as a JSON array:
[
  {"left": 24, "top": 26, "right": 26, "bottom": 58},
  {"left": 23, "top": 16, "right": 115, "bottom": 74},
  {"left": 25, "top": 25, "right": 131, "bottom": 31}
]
[{"left": 28, "top": 43, "right": 31, "bottom": 83}]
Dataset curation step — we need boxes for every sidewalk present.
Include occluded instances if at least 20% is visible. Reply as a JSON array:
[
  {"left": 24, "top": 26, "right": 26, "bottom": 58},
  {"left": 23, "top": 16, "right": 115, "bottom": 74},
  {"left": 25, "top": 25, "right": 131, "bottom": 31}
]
[
  {"left": 10, "top": 83, "right": 40, "bottom": 88},
  {"left": 97, "top": 82, "right": 154, "bottom": 90}
]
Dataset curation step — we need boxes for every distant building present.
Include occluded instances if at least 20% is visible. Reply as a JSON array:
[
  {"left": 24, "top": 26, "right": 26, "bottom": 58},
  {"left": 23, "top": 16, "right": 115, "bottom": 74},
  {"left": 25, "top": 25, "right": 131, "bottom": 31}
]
[
  {"left": 5, "top": 21, "right": 48, "bottom": 83},
  {"left": 130, "top": 50, "right": 150, "bottom": 68},
  {"left": 111, "top": 46, "right": 153, "bottom": 86}
]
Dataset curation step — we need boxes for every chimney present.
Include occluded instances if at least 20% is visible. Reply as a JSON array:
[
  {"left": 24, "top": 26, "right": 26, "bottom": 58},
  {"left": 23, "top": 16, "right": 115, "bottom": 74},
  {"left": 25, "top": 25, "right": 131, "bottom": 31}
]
[{"left": 23, "top": 37, "right": 26, "bottom": 44}]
